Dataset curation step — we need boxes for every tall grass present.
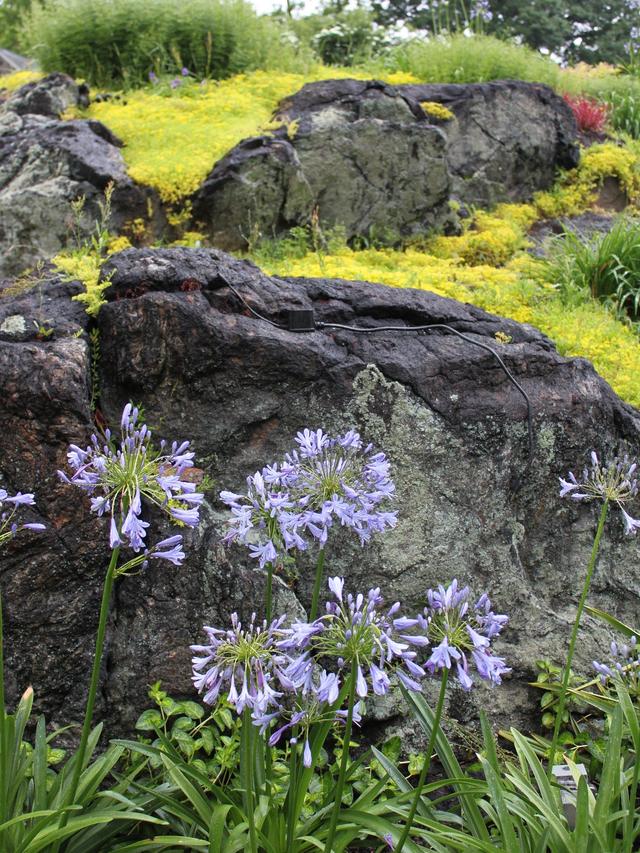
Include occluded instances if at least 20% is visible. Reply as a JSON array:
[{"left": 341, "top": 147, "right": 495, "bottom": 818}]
[
  {"left": 21, "top": 0, "right": 308, "bottom": 87},
  {"left": 376, "top": 33, "right": 562, "bottom": 86},
  {"left": 546, "top": 216, "right": 640, "bottom": 321}
]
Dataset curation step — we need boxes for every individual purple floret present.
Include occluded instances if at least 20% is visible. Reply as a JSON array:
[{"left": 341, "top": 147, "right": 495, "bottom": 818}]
[
  {"left": 593, "top": 635, "right": 640, "bottom": 694},
  {"left": 219, "top": 428, "right": 397, "bottom": 567},
  {"left": 58, "top": 403, "right": 202, "bottom": 554},
  {"left": 0, "top": 489, "right": 45, "bottom": 547},
  {"left": 560, "top": 451, "right": 640, "bottom": 534},
  {"left": 417, "top": 580, "right": 510, "bottom": 690},
  {"left": 191, "top": 612, "right": 288, "bottom": 715},
  {"left": 278, "top": 576, "right": 426, "bottom": 699}
]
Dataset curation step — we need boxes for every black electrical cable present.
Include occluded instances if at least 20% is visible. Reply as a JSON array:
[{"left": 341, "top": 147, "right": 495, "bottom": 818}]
[
  {"left": 317, "top": 320, "right": 535, "bottom": 463},
  {"left": 224, "top": 283, "right": 535, "bottom": 465},
  {"left": 226, "top": 283, "right": 287, "bottom": 329}
]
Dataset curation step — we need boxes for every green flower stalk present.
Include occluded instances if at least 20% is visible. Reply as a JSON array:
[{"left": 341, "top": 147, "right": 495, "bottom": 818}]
[
  {"left": 550, "top": 451, "right": 639, "bottom": 777},
  {"left": 56, "top": 404, "right": 203, "bottom": 824}
]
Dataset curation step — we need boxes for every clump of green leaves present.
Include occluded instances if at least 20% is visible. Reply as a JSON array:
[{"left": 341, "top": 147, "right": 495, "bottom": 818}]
[
  {"left": 545, "top": 216, "right": 640, "bottom": 322},
  {"left": 134, "top": 681, "right": 241, "bottom": 781}
]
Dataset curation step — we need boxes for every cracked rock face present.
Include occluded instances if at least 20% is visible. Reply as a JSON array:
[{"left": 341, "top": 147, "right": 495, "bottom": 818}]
[
  {"left": 192, "top": 78, "right": 578, "bottom": 248},
  {"left": 192, "top": 79, "right": 452, "bottom": 250},
  {"left": 1, "top": 246, "right": 639, "bottom": 741},
  {"left": 399, "top": 80, "right": 579, "bottom": 207},
  {"left": 0, "top": 75, "right": 163, "bottom": 279}
]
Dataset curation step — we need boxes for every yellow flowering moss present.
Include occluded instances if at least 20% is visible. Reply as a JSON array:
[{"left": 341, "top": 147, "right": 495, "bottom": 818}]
[
  {"left": 76, "top": 68, "right": 418, "bottom": 204},
  {"left": 0, "top": 70, "right": 43, "bottom": 91},
  {"left": 53, "top": 251, "right": 110, "bottom": 316},
  {"left": 106, "top": 235, "right": 133, "bottom": 254},
  {"left": 534, "top": 143, "right": 640, "bottom": 218},
  {"left": 427, "top": 207, "right": 533, "bottom": 266},
  {"left": 419, "top": 101, "right": 454, "bottom": 121},
  {"left": 258, "top": 244, "right": 640, "bottom": 407}
]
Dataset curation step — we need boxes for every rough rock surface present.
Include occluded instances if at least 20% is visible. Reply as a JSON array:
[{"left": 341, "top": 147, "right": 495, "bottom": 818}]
[
  {"left": 1, "top": 247, "right": 639, "bottom": 742},
  {"left": 3, "top": 72, "right": 89, "bottom": 118},
  {"left": 528, "top": 211, "right": 618, "bottom": 259},
  {"left": 192, "top": 79, "right": 452, "bottom": 250},
  {"left": 0, "top": 76, "right": 163, "bottom": 279},
  {"left": 0, "top": 48, "right": 34, "bottom": 76},
  {"left": 398, "top": 80, "right": 579, "bottom": 207},
  {"left": 192, "top": 78, "right": 578, "bottom": 248}
]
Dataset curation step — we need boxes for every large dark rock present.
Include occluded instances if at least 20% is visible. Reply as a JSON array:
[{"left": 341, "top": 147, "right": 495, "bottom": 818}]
[
  {"left": 192, "top": 79, "right": 453, "bottom": 250},
  {"left": 3, "top": 72, "right": 89, "bottom": 118},
  {"left": 192, "top": 78, "right": 579, "bottom": 248},
  {"left": 398, "top": 80, "right": 579, "bottom": 207},
  {"left": 1, "top": 247, "right": 639, "bottom": 741},
  {"left": 0, "top": 77, "right": 164, "bottom": 279}
]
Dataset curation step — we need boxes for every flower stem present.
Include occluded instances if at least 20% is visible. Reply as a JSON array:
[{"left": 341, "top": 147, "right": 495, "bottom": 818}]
[
  {"left": 625, "top": 743, "right": 640, "bottom": 853},
  {"left": 396, "top": 669, "right": 449, "bottom": 853},
  {"left": 265, "top": 560, "right": 274, "bottom": 624},
  {"left": 58, "top": 546, "right": 120, "bottom": 830},
  {"left": 323, "top": 659, "right": 357, "bottom": 853},
  {"left": 0, "top": 587, "right": 6, "bottom": 828},
  {"left": 285, "top": 727, "right": 299, "bottom": 853},
  {"left": 241, "top": 707, "right": 258, "bottom": 853},
  {"left": 309, "top": 548, "right": 326, "bottom": 622},
  {"left": 547, "top": 499, "right": 609, "bottom": 779}
]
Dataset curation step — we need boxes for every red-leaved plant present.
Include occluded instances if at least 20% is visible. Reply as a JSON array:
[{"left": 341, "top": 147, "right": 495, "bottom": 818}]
[{"left": 563, "top": 94, "right": 610, "bottom": 133}]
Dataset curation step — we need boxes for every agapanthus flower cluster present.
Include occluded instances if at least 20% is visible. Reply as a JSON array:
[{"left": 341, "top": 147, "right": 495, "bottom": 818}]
[
  {"left": 191, "top": 577, "right": 426, "bottom": 766},
  {"left": 279, "top": 576, "right": 427, "bottom": 698},
  {"left": 191, "top": 612, "right": 287, "bottom": 713},
  {"left": 417, "top": 580, "right": 510, "bottom": 690},
  {"left": 58, "top": 403, "right": 203, "bottom": 559},
  {"left": 220, "top": 428, "right": 397, "bottom": 568},
  {"left": 0, "top": 489, "right": 45, "bottom": 547},
  {"left": 593, "top": 635, "right": 640, "bottom": 695},
  {"left": 560, "top": 451, "right": 640, "bottom": 535}
]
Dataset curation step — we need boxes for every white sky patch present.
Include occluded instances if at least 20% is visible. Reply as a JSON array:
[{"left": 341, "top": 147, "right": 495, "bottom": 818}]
[{"left": 250, "top": 0, "right": 324, "bottom": 15}]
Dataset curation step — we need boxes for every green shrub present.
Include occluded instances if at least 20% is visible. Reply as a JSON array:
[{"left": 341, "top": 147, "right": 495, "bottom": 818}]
[
  {"left": 377, "top": 32, "right": 561, "bottom": 86},
  {"left": 20, "top": 0, "right": 306, "bottom": 87},
  {"left": 545, "top": 216, "right": 640, "bottom": 321}
]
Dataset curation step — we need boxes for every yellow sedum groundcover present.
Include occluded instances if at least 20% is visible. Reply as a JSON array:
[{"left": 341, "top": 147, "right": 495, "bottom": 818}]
[{"left": 78, "top": 69, "right": 418, "bottom": 204}]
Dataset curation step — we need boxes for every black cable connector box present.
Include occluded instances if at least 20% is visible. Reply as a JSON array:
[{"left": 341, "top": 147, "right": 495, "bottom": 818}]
[{"left": 287, "top": 309, "right": 316, "bottom": 332}]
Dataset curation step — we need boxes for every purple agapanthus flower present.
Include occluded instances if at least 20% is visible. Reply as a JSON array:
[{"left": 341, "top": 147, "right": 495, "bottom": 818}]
[
  {"left": 58, "top": 403, "right": 202, "bottom": 556},
  {"left": 278, "top": 577, "right": 426, "bottom": 700},
  {"left": 148, "top": 71, "right": 158, "bottom": 83},
  {"left": 284, "top": 428, "right": 397, "bottom": 546},
  {"left": 0, "top": 489, "right": 45, "bottom": 547},
  {"left": 417, "top": 580, "right": 510, "bottom": 690},
  {"left": 219, "top": 428, "right": 397, "bottom": 568},
  {"left": 593, "top": 635, "right": 640, "bottom": 694},
  {"left": 191, "top": 612, "right": 288, "bottom": 715},
  {"left": 560, "top": 451, "right": 640, "bottom": 534}
]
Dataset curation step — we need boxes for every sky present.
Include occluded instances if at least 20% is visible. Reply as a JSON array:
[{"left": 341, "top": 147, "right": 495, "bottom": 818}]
[{"left": 250, "top": 0, "right": 323, "bottom": 16}]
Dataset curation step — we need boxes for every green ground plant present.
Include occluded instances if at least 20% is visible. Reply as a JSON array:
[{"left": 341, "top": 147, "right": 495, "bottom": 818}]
[
  {"left": 376, "top": 32, "right": 562, "bottom": 86},
  {"left": 545, "top": 216, "right": 640, "bottom": 321}
]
